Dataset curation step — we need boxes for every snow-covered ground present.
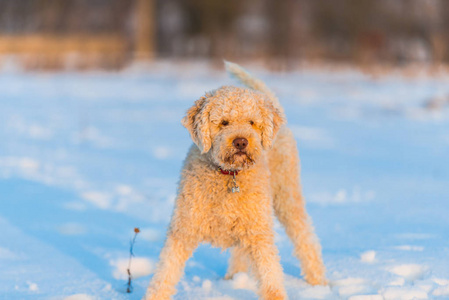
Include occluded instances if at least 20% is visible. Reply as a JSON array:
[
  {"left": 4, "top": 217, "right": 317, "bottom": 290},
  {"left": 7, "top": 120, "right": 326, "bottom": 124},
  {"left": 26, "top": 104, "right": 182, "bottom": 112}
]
[{"left": 1, "top": 62, "right": 449, "bottom": 300}]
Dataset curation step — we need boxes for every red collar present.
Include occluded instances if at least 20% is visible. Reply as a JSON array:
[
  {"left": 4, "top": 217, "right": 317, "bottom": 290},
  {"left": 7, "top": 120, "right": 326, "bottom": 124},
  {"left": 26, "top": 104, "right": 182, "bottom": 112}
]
[{"left": 218, "top": 167, "right": 238, "bottom": 176}]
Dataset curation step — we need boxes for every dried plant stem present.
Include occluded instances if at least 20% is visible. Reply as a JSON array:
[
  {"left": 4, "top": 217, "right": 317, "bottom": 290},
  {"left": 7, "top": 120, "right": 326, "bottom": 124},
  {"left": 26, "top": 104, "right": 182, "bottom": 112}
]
[{"left": 126, "top": 227, "right": 140, "bottom": 293}]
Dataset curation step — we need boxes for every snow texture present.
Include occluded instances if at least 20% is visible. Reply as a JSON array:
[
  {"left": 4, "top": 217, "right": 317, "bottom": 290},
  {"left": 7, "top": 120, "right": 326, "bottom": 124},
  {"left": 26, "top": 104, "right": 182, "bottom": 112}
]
[{"left": 1, "top": 62, "right": 449, "bottom": 299}]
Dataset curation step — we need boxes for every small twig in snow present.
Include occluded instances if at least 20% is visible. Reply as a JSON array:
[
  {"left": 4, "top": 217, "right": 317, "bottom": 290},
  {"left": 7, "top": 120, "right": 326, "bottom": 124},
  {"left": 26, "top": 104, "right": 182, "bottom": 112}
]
[{"left": 126, "top": 227, "right": 140, "bottom": 293}]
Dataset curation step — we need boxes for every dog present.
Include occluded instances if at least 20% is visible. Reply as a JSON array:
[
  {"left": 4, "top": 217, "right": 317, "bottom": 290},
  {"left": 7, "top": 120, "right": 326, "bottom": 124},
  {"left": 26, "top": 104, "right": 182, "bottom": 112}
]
[{"left": 144, "top": 62, "right": 327, "bottom": 300}]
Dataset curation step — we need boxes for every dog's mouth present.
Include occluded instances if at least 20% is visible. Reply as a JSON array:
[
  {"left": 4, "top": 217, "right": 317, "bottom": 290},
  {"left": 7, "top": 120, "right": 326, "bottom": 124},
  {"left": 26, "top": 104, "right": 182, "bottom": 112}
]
[
  {"left": 221, "top": 150, "right": 255, "bottom": 169},
  {"left": 211, "top": 136, "right": 261, "bottom": 171},
  {"left": 231, "top": 150, "right": 250, "bottom": 161}
]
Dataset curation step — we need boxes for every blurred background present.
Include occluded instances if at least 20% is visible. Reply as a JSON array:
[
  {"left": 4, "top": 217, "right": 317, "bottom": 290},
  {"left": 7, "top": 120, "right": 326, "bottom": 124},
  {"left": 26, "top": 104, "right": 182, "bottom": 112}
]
[{"left": 1, "top": 0, "right": 449, "bottom": 70}]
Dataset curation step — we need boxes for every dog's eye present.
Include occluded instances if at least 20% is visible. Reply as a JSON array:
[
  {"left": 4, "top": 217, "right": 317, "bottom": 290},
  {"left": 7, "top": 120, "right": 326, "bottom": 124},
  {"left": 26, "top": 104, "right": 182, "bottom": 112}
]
[
  {"left": 249, "top": 120, "right": 254, "bottom": 125},
  {"left": 221, "top": 120, "right": 229, "bottom": 126}
]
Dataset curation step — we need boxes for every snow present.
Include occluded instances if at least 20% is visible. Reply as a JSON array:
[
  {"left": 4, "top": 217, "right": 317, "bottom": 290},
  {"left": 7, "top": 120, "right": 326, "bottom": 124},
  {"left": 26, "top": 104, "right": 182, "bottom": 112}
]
[
  {"left": 387, "top": 264, "right": 428, "bottom": 281},
  {"left": 433, "top": 284, "right": 449, "bottom": 296},
  {"left": 381, "top": 286, "right": 428, "bottom": 300},
  {"left": 27, "top": 281, "right": 39, "bottom": 292},
  {"left": 110, "top": 257, "right": 155, "bottom": 280},
  {"left": 348, "top": 296, "right": 383, "bottom": 300},
  {"left": 394, "top": 245, "right": 424, "bottom": 251},
  {"left": 202, "top": 279, "right": 213, "bottom": 291},
  {"left": 229, "top": 273, "right": 257, "bottom": 292},
  {"left": 0, "top": 63, "right": 449, "bottom": 299},
  {"left": 63, "top": 295, "right": 98, "bottom": 300},
  {"left": 360, "top": 251, "right": 376, "bottom": 263},
  {"left": 0, "top": 246, "right": 20, "bottom": 260}
]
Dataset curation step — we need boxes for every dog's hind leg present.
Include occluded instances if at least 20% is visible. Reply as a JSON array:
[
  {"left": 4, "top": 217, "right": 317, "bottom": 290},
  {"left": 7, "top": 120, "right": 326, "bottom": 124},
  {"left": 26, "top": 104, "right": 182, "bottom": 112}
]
[
  {"left": 225, "top": 246, "right": 251, "bottom": 279},
  {"left": 272, "top": 183, "right": 327, "bottom": 285},
  {"left": 269, "top": 128, "right": 327, "bottom": 286}
]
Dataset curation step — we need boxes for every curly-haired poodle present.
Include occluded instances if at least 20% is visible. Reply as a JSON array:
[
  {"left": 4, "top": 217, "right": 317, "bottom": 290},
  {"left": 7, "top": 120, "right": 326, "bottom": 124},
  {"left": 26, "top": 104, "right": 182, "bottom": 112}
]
[{"left": 145, "top": 62, "right": 327, "bottom": 300}]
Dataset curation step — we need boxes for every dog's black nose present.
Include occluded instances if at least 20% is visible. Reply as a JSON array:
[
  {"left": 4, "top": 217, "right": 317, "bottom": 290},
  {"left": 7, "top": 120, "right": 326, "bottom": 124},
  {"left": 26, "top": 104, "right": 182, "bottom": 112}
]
[{"left": 233, "top": 138, "right": 248, "bottom": 150}]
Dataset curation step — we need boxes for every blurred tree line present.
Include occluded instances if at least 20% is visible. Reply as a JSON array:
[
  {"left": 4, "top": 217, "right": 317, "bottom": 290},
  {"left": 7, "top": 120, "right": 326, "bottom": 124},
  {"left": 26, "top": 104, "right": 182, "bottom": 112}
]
[
  {"left": 0, "top": 0, "right": 448, "bottom": 69},
  {"left": 159, "top": 0, "right": 449, "bottom": 66}
]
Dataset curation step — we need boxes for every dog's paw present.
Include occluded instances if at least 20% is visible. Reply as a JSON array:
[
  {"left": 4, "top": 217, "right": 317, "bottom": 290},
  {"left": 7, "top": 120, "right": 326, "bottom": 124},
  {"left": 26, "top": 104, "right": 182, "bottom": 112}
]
[
  {"left": 143, "top": 294, "right": 168, "bottom": 300},
  {"left": 262, "top": 289, "right": 287, "bottom": 300},
  {"left": 143, "top": 289, "right": 171, "bottom": 300},
  {"left": 225, "top": 266, "right": 249, "bottom": 280},
  {"left": 305, "top": 274, "right": 328, "bottom": 286}
]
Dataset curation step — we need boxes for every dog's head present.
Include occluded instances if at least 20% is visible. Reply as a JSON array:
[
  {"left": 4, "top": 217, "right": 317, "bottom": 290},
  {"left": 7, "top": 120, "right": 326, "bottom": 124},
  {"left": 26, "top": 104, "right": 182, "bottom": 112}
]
[{"left": 182, "top": 86, "right": 285, "bottom": 171}]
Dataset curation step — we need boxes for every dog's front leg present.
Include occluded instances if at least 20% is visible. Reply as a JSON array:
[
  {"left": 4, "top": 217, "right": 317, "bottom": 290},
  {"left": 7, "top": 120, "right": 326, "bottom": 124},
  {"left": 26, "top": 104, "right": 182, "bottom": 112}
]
[
  {"left": 144, "top": 232, "right": 197, "bottom": 300},
  {"left": 246, "top": 235, "right": 288, "bottom": 300}
]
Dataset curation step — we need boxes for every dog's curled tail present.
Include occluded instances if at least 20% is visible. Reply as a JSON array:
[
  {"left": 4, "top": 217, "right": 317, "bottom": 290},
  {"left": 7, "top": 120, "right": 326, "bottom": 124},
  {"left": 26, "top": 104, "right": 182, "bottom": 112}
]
[{"left": 224, "top": 61, "right": 282, "bottom": 110}]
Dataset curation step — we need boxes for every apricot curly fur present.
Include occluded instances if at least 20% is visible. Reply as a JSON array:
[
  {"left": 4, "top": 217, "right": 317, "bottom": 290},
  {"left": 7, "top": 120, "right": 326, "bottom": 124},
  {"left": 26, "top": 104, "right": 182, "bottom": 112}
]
[{"left": 144, "top": 62, "right": 327, "bottom": 300}]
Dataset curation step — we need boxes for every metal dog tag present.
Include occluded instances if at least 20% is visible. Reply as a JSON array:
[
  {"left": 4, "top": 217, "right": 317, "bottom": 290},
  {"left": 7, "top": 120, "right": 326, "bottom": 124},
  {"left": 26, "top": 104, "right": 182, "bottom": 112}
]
[{"left": 232, "top": 173, "right": 240, "bottom": 193}]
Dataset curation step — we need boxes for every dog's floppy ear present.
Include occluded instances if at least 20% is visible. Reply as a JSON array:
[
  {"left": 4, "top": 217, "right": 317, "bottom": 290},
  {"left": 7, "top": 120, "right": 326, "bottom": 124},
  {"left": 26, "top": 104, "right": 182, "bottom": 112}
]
[
  {"left": 260, "top": 100, "right": 286, "bottom": 149},
  {"left": 181, "top": 96, "right": 212, "bottom": 153}
]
